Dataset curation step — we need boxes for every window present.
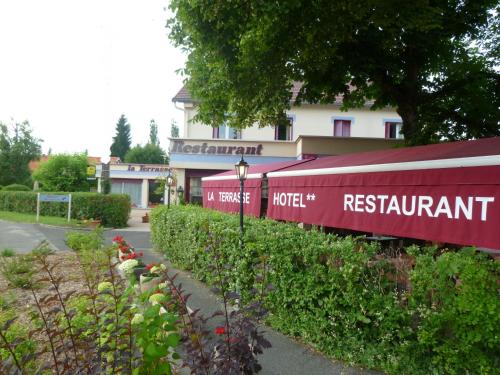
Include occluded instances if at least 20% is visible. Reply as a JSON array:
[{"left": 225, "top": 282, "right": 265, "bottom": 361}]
[
  {"left": 274, "top": 117, "right": 293, "bottom": 141},
  {"left": 189, "top": 177, "right": 202, "bottom": 198},
  {"left": 333, "top": 119, "right": 351, "bottom": 137},
  {"left": 385, "top": 122, "right": 403, "bottom": 139},
  {"left": 212, "top": 124, "right": 241, "bottom": 139}
]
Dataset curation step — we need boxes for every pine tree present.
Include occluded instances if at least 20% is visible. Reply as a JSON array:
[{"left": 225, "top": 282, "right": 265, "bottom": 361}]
[
  {"left": 170, "top": 120, "right": 179, "bottom": 138},
  {"left": 110, "top": 114, "right": 131, "bottom": 161},
  {"left": 149, "top": 119, "right": 159, "bottom": 145}
]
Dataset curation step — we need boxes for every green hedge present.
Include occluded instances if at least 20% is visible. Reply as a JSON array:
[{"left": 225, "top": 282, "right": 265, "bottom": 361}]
[
  {"left": 151, "top": 205, "right": 499, "bottom": 375},
  {"left": 2, "top": 184, "right": 31, "bottom": 191},
  {"left": 0, "top": 191, "right": 130, "bottom": 227}
]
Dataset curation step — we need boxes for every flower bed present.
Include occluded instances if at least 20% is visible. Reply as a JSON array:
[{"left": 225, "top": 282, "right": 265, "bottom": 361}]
[
  {"left": 0, "top": 231, "right": 272, "bottom": 374},
  {"left": 151, "top": 205, "right": 500, "bottom": 375}
]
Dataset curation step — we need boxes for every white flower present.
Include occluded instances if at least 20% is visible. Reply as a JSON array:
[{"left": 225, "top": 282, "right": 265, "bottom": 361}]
[
  {"left": 131, "top": 313, "right": 144, "bottom": 325},
  {"left": 149, "top": 293, "right": 168, "bottom": 305},
  {"left": 97, "top": 281, "right": 113, "bottom": 292},
  {"left": 150, "top": 263, "right": 166, "bottom": 274},
  {"left": 158, "top": 282, "right": 169, "bottom": 290},
  {"left": 118, "top": 259, "right": 139, "bottom": 274}
]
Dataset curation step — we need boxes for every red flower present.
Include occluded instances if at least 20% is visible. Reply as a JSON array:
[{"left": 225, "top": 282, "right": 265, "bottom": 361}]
[
  {"left": 214, "top": 326, "right": 226, "bottom": 335},
  {"left": 139, "top": 251, "right": 143, "bottom": 257},
  {"left": 146, "top": 263, "right": 154, "bottom": 270},
  {"left": 119, "top": 245, "right": 130, "bottom": 253},
  {"left": 112, "top": 235, "right": 123, "bottom": 243}
]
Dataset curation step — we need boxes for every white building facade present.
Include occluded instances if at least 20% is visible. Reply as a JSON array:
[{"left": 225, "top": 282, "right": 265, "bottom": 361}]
[{"left": 170, "top": 84, "right": 404, "bottom": 203}]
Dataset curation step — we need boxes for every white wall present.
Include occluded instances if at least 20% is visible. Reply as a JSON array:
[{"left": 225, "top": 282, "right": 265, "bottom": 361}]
[
  {"left": 184, "top": 106, "right": 213, "bottom": 139},
  {"left": 289, "top": 105, "right": 401, "bottom": 139},
  {"left": 182, "top": 104, "right": 401, "bottom": 141}
]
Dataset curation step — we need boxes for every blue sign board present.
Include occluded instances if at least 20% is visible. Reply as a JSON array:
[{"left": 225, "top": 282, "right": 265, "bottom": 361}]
[{"left": 39, "top": 194, "right": 70, "bottom": 203}]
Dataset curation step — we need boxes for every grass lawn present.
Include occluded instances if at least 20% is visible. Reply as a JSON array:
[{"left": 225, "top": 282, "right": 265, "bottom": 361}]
[{"left": 0, "top": 210, "right": 86, "bottom": 227}]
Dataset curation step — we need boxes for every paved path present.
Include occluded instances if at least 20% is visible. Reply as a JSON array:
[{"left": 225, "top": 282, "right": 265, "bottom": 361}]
[
  {"left": 0, "top": 217, "right": 381, "bottom": 375},
  {"left": 140, "top": 250, "right": 380, "bottom": 375},
  {"left": 0, "top": 220, "right": 152, "bottom": 253},
  {"left": 0, "top": 220, "right": 54, "bottom": 252}
]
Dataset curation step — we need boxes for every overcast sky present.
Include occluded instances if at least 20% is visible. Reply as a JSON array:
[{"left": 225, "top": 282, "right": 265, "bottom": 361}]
[{"left": 0, "top": 0, "right": 186, "bottom": 161}]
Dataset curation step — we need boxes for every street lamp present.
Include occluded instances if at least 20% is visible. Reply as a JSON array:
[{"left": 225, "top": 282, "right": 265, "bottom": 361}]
[
  {"left": 176, "top": 185, "right": 184, "bottom": 204},
  {"left": 235, "top": 155, "right": 249, "bottom": 235},
  {"left": 166, "top": 170, "right": 174, "bottom": 208}
]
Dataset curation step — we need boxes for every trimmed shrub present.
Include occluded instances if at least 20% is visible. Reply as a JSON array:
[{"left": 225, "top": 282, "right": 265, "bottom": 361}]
[
  {"left": 0, "top": 191, "right": 130, "bottom": 227},
  {"left": 65, "top": 228, "right": 104, "bottom": 251},
  {"left": 2, "top": 184, "right": 31, "bottom": 191},
  {"left": 151, "top": 205, "right": 500, "bottom": 374}
]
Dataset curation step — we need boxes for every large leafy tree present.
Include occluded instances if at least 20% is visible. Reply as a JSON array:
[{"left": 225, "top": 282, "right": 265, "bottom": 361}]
[
  {"left": 32, "top": 153, "right": 88, "bottom": 192},
  {"left": 169, "top": 1, "right": 499, "bottom": 145},
  {"left": 124, "top": 144, "right": 167, "bottom": 164},
  {"left": 0, "top": 121, "right": 42, "bottom": 186},
  {"left": 110, "top": 114, "right": 132, "bottom": 160}
]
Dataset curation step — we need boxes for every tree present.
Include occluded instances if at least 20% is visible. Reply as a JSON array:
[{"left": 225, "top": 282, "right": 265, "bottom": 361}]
[
  {"left": 169, "top": 1, "right": 499, "bottom": 145},
  {"left": 124, "top": 144, "right": 168, "bottom": 164},
  {"left": 149, "top": 119, "right": 160, "bottom": 146},
  {"left": 32, "top": 154, "right": 89, "bottom": 192},
  {"left": 0, "top": 120, "right": 42, "bottom": 186},
  {"left": 110, "top": 114, "right": 132, "bottom": 160},
  {"left": 170, "top": 120, "right": 179, "bottom": 138}
]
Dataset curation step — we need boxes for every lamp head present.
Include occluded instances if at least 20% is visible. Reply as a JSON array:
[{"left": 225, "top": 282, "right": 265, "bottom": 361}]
[
  {"left": 235, "top": 155, "right": 249, "bottom": 181},
  {"left": 166, "top": 170, "right": 174, "bottom": 186}
]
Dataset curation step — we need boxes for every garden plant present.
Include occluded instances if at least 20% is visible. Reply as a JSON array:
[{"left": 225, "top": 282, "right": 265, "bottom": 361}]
[{"left": 0, "top": 229, "right": 272, "bottom": 374}]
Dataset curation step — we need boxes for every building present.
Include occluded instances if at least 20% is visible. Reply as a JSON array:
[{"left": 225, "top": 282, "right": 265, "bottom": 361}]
[
  {"left": 170, "top": 83, "right": 404, "bottom": 203},
  {"left": 95, "top": 161, "right": 171, "bottom": 209}
]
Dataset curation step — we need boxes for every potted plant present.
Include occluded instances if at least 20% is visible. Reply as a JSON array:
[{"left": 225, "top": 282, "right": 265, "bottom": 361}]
[
  {"left": 140, "top": 263, "right": 166, "bottom": 293},
  {"left": 113, "top": 235, "right": 131, "bottom": 261},
  {"left": 142, "top": 212, "right": 149, "bottom": 223},
  {"left": 112, "top": 235, "right": 143, "bottom": 264}
]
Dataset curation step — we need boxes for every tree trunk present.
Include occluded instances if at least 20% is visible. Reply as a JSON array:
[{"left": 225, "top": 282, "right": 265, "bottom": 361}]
[{"left": 396, "top": 101, "right": 421, "bottom": 145}]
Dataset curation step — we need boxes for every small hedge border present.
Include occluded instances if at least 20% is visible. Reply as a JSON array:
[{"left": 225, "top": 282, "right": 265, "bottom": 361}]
[
  {"left": 151, "top": 205, "right": 499, "bottom": 375},
  {"left": 0, "top": 191, "right": 130, "bottom": 227}
]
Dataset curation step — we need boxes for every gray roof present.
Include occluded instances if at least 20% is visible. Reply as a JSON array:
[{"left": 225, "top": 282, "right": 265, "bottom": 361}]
[{"left": 172, "top": 81, "right": 373, "bottom": 106}]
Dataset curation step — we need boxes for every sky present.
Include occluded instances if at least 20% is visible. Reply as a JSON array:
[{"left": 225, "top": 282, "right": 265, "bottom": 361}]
[{"left": 0, "top": 0, "right": 187, "bottom": 161}]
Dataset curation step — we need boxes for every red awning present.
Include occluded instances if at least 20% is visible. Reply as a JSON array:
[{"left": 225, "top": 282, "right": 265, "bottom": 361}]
[
  {"left": 202, "top": 159, "right": 314, "bottom": 216},
  {"left": 266, "top": 138, "right": 500, "bottom": 250}
]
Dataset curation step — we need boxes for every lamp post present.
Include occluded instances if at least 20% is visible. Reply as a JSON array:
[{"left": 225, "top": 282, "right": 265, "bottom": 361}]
[
  {"left": 166, "top": 170, "right": 174, "bottom": 208},
  {"left": 235, "top": 155, "right": 249, "bottom": 236},
  {"left": 176, "top": 185, "right": 184, "bottom": 204}
]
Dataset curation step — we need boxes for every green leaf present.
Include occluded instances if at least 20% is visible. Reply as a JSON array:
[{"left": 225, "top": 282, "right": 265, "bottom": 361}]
[{"left": 165, "top": 333, "right": 180, "bottom": 347}]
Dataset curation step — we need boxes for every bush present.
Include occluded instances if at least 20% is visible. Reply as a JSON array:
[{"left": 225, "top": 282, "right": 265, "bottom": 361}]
[
  {"left": 32, "top": 153, "right": 89, "bottom": 192},
  {"left": 0, "top": 255, "right": 35, "bottom": 289},
  {"left": 66, "top": 228, "right": 104, "bottom": 251},
  {"left": 2, "top": 184, "right": 30, "bottom": 191},
  {"left": 0, "top": 249, "right": 15, "bottom": 257},
  {"left": 0, "top": 301, "right": 36, "bottom": 369},
  {"left": 151, "top": 205, "right": 500, "bottom": 374},
  {"left": 0, "top": 191, "right": 130, "bottom": 227}
]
